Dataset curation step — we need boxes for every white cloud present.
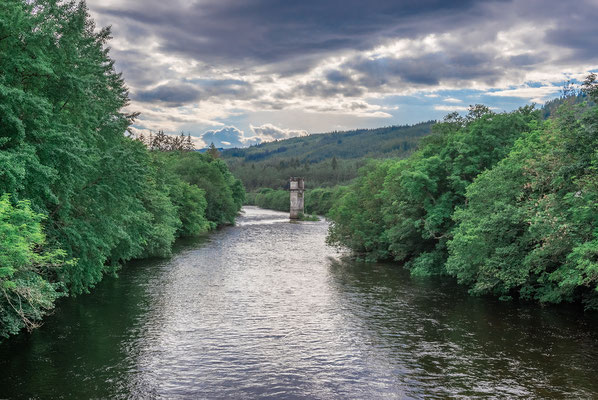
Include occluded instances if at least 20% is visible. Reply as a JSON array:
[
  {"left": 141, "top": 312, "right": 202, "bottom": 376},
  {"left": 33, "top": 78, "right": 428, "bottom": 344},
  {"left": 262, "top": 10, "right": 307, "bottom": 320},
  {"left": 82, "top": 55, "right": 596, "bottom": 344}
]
[
  {"left": 200, "top": 126, "right": 258, "bottom": 148},
  {"left": 434, "top": 105, "right": 469, "bottom": 112},
  {"left": 486, "top": 85, "right": 562, "bottom": 103},
  {"left": 249, "top": 124, "right": 308, "bottom": 141}
]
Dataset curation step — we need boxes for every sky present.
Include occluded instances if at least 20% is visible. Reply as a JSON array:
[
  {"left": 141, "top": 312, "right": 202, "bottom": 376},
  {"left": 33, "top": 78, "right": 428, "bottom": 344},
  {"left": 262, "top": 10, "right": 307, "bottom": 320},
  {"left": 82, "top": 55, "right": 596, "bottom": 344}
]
[{"left": 88, "top": 0, "right": 598, "bottom": 148}]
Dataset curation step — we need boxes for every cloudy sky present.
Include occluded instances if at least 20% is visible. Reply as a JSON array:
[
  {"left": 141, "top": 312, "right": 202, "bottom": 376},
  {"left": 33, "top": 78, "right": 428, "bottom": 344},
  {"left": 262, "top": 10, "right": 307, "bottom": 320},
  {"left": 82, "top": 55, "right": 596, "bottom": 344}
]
[{"left": 88, "top": 0, "right": 598, "bottom": 148}]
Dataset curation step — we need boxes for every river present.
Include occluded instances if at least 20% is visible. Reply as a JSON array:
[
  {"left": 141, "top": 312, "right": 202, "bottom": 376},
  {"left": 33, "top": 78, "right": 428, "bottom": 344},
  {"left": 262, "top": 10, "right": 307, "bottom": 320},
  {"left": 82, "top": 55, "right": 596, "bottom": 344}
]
[{"left": 1, "top": 206, "right": 597, "bottom": 399}]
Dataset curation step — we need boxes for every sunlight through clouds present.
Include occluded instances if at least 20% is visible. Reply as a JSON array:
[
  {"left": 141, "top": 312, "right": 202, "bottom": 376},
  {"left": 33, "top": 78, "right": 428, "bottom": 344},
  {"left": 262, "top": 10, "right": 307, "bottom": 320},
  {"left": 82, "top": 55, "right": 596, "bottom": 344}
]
[{"left": 87, "top": 0, "right": 598, "bottom": 147}]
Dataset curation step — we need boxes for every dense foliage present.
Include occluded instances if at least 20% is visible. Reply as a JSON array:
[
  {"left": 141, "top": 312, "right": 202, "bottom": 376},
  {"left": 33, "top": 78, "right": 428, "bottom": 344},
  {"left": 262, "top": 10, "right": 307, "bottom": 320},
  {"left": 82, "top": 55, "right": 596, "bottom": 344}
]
[
  {"left": 0, "top": 1, "right": 243, "bottom": 339},
  {"left": 328, "top": 105, "right": 539, "bottom": 264},
  {"left": 447, "top": 76, "right": 598, "bottom": 309},
  {"left": 327, "top": 80, "right": 598, "bottom": 309},
  {"left": 0, "top": 195, "right": 69, "bottom": 337}
]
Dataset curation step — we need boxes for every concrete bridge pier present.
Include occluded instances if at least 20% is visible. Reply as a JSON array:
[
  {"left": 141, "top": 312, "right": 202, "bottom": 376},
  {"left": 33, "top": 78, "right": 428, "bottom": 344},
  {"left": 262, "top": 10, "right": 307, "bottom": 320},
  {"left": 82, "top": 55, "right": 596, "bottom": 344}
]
[{"left": 289, "top": 177, "right": 305, "bottom": 219}]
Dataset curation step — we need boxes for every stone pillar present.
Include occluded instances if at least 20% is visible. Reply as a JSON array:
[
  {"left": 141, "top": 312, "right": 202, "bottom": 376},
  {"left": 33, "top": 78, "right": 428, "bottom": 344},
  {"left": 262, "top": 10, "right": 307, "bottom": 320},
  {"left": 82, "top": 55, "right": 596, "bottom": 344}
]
[{"left": 289, "top": 177, "right": 305, "bottom": 219}]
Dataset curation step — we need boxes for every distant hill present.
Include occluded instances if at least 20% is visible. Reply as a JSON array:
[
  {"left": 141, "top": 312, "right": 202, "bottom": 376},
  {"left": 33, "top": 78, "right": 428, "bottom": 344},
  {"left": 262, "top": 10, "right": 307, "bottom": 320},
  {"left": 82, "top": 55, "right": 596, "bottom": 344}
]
[
  {"left": 223, "top": 121, "right": 434, "bottom": 163},
  {"left": 196, "top": 147, "right": 224, "bottom": 153},
  {"left": 221, "top": 121, "right": 434, "bottom": 190},
  {"left": 222, "top": 95, "right": 595, "bottom": 191}
]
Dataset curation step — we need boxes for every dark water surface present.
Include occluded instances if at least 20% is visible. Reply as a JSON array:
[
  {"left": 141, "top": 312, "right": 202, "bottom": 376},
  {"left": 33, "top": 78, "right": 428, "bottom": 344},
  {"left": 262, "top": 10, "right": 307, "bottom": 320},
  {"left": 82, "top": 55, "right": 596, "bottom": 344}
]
[{"left": 1, "top": 206, "right": 598, "bottom": 399}]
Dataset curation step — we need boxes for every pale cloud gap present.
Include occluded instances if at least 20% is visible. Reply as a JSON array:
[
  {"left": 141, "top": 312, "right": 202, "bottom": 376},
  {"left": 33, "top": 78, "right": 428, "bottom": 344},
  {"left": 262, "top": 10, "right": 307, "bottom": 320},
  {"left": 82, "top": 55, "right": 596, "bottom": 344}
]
[
  {"left": 434, "top": 105, "right": 470, "bottom": 112},
  {"left": 86, "top": 0, "right": 598, "bottom": 147},
  {"left": 487, "top": 85, "right": 563, "bottom": 104},
  {"left": 198, "top": 123, "right": 307, "bottom": 148}
]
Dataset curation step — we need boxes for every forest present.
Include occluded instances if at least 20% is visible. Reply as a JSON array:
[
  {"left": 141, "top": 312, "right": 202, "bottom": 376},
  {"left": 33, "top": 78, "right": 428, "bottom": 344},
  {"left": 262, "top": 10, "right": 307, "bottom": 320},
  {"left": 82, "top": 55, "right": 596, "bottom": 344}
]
[
  {"left": 326, "top": 79, "right": 598, "bottom": 310},
  {"left": 0, "top": 1, "right": 244, "bottom": 339}
]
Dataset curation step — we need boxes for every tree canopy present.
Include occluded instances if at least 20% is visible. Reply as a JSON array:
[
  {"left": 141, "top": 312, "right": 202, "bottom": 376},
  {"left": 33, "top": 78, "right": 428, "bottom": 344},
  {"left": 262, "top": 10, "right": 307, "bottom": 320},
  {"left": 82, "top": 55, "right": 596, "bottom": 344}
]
[
  {"left": 327, "top": 90, "right": 598, "bottom": 310},
  {"left": 0, "top": 0, "right": 244, "bottom": 339}
]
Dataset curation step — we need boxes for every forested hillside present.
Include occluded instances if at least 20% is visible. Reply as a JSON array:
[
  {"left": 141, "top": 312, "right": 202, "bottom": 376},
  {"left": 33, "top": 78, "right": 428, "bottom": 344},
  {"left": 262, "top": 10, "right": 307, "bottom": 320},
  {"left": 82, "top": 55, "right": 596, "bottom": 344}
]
[
  {"left": 542, "top": 91, "right": 594, "bottom": 118},
  {"left": 222, "top": 122, "right": 433, "bottom": 190},
  {"left": 327, "top": 75, "right": 598, "bottom": 310},
  {"left": 0, "top": 1, "right": 244, "bottom": 339}
]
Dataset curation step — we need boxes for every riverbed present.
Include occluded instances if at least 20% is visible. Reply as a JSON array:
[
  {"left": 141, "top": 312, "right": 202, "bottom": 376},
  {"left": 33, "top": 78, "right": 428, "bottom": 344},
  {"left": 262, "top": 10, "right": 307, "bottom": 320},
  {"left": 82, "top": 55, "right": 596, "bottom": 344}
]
[{"left": 1, "top": 206, "right": 597, "bottom": 399}]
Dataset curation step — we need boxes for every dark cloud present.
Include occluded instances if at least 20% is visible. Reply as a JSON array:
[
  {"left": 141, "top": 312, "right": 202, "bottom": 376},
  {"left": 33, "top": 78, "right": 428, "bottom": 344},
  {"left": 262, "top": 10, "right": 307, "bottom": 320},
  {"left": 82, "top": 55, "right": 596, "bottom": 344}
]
[
  {"left": 109, "top": 49, "right": 165, "bottom": 88},
  {"left": 136, "top": 84, "right": 201, "bottom": 106},
  {"left": 294, "top": 48, "right": 542, "bottom": 96},
  {"left": 545, "top": 23, "right": 598, "bottom": 60},
  {"left": 348, "top": 102, "right": 369, "bottom": 111},
  {"left": 91, "top": 0, "right": 598, "bottom": 101},
  {"left": 94, "top": 0, "right": 491, "bottom": 68},
  {"left": 94, "top": 0, "right": 598, "bottom": 80},
  {"left": 250, "top": 99, "right": 288, "bottom": 110},
  {"left": 297, "top": 80, "right": 365, "bottom": 98},
  {"left": 135, "top": 79, "right": 255, "bottom": 106},
  {"left": 346, "top": 52, "right": 504, "bottom": 87},
  {"left": 280, "top": 51, "right": 506, "bottom": 100},
  {"left": 88, "top": 0, "right": 598, "bottom": 135},
  {"left": 510, "top": 0, "right": 598, "bottom": 61},
  {"left": 325, "top": 70, "right": 352, "bottom": 84},
  {"left": 508, "top": 53, "right": 544, "bottom": 67}
]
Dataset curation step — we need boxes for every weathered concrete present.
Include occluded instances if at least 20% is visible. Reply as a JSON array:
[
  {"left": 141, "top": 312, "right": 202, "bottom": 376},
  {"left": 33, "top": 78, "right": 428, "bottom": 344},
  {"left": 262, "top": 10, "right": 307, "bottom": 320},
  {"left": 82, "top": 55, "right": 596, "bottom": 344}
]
[{"left": 289, "top": 177, "right": 305, "bottom": 219}]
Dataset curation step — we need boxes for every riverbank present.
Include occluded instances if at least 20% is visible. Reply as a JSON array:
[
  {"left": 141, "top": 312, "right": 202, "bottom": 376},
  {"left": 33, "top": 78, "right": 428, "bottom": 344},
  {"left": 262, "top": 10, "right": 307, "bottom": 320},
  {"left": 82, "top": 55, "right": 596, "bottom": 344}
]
[
  {"left": 1, "top": 206, "right": 597, "bottom": 399},
  {"left": 0, "top": 4, "right": 246, "bottom": 341},
  {"left": 245, "top": 186, "right": 346, "bottom": 216}
]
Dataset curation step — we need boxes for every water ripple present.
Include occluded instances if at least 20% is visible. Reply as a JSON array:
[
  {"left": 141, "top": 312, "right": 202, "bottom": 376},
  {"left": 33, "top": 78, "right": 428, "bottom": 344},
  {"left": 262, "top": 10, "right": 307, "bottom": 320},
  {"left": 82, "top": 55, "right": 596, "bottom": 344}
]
[{"left": 1, "top": 206, "right": 597, "bottom": 399}]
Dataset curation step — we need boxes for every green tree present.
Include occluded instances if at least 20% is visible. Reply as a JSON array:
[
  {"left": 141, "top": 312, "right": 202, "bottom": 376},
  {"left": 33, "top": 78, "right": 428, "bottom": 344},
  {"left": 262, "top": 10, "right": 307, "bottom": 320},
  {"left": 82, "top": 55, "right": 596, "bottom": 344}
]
[
  {"left": 327, "top": 160, "right": 394, "bottom": 261},
  {"left": 0, "top": 194, "right": 70, "bottom": 338},
  {"left": 328, "top": 105, "right": 540, "bottom": 275},
  {"left": 447, "top": 80, "right": 598, "bottom": 308},
  {"left": 207, "top": 143, "right": 220, "bottom": 159},
  {"left": 168, "top": 152, "right": 243, "bottom": 226}
]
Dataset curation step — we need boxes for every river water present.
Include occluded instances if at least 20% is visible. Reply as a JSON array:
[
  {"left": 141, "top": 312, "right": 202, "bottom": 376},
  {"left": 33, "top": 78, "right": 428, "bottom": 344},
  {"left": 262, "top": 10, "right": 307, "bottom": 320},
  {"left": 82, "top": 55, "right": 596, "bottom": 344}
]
[{"left": 1, "top": 206, "right": 598, "bottom": 399}]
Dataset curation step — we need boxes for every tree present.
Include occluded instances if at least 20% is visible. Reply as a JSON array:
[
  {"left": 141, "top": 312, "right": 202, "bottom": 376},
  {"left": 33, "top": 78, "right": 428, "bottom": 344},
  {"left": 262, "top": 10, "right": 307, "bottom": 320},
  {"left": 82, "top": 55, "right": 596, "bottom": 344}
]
[
  {"left": 207, "top": 142, "right": 220, "bottom": 159},
  {"left": 447, "top": 95, "right": 598, "bottom": 308},
  {"left": 466, "top": 104, "right": 494, "bottom": 121},
  {"left": 327, "top": 105, "right": 540, "bottom": 276},
  {"left": 0, "top": 194, "right": 70, "bottom": 338},
  {"left": 582, "top": 72, "right": 598, "bottom": 101},
  {"left": 443, "top": 74, "right": 598, "bottom": 308},
  {"left": 185, "top": 134, "right": 195, "bottom": 151},
  {"left": 0, "top": 0, "right": 245, "bottom": 339}
]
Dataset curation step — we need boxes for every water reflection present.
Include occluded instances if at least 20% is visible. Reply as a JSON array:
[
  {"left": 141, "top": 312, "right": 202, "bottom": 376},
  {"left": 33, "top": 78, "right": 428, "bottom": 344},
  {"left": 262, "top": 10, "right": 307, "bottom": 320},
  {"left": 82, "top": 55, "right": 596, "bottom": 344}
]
[
  {"left": 327, "top": 257, "right": 598, "bottom": 398},
  {"left": 0, "top": 207, "right": 597, "bottom": 399}
]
